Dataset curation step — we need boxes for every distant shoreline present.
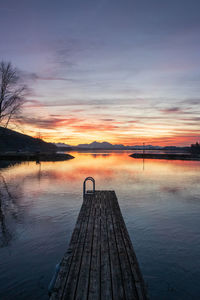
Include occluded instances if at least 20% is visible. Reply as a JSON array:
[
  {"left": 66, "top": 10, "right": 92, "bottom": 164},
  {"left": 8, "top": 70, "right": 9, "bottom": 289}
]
[
  {"left": 0, "top": 152, "right": 74, "bottom": 162},
  {"left": 130, "top": 153, "right": 200, "bottom": 161}
]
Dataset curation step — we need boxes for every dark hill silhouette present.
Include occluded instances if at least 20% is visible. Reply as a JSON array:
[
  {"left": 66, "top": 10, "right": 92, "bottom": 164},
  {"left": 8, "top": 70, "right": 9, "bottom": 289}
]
[{"left": 0, "top": 127, "right": 56, "bottom": 152}]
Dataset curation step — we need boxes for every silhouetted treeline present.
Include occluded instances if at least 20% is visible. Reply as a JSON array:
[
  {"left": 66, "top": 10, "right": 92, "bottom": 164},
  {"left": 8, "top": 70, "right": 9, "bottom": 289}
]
[{"left": 190, "top": 142, "right": 200, "bottom": 155}]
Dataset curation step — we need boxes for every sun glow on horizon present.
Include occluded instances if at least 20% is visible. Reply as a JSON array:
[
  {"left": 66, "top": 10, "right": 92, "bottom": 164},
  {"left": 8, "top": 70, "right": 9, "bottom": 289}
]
[
  {"left": 14, "top": 119, "right": 199, "bottom": 147},
  {"left": 12, "top": 98, "right": 199, "bottom": 147}
]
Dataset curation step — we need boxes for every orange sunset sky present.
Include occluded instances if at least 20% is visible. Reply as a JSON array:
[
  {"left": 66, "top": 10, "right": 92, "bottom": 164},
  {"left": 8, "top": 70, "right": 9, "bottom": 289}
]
[{"left": 20, "top": 98, "right": 200, "bottom": 146}]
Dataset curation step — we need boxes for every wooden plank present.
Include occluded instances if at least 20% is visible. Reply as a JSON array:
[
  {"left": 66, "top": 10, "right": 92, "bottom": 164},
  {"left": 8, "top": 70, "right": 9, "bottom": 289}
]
[
  {"left": 50, "top": 196, "right": 90, "bottom": 299},
  {"left": 88, "top": 192, "right": 101, "bottom": 300},
  {"left": 52, "top": 194, "right": 93, "bottom": 300},
  {"left": 105, "top": 191, "right": 125, "bottom": 299},
  {"left": 100, "top": 191, "right": 113, "bottom": 300},
  {"left": 112, "top": 193, "right": 148, "bottom": 300},
  {"left": 108, "top": 191, "right": 139, "bottom": 300},
  {"left": 74, "top": 193, "right": 96, "bottom": 300},
  {"left": 61, "top": 194, "right": 94, "bottom": 300}
]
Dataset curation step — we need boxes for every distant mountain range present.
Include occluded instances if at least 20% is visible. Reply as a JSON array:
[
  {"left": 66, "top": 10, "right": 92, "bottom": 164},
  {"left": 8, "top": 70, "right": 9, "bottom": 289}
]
[
  {"left": 55, "top": 141, "right": 189, "bottom": 151},
  {"left": 76, "top": 141, "right": 162, "bottom": 150},
  {"left": 55, "top": 143, "right": 71, "bottom": 148},
  {"left": 77, "top": 141, "right": 126, "bottom": 149}
]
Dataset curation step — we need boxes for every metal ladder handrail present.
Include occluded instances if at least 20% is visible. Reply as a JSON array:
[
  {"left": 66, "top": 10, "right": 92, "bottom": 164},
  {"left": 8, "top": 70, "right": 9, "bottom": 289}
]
[{"left": 83, "top": 177, "right": 95, "bottom": 197}]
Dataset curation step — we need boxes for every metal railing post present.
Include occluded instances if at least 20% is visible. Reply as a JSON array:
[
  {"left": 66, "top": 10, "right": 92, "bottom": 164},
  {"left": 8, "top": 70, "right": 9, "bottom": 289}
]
[{"left": 83, "top": 177, "right": 95, "bottom": 198}]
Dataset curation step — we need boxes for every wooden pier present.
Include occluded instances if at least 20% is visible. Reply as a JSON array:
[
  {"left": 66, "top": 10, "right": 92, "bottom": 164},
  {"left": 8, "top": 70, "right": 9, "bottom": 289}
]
[{"left": 50, "top": 178, "right": 148, "bottom": 300}]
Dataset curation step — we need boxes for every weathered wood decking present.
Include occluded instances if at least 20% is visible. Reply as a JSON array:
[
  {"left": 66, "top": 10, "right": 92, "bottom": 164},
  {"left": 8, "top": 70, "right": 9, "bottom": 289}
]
[{"left": 50, "top": 191, "right": 148, "bottom": 300}]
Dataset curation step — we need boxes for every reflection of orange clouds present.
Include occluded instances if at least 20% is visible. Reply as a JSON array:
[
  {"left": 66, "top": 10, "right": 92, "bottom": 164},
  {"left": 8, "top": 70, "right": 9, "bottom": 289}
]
[
  {"left": 49, "top": 164, "right": 115, "bottom": 181},
  {"left": 1, "top": 151, "right": 199, "bottom": 221},
  {"left": 43, "top": 167, "right": 114, "bottom": 182},
  {"left": 0, "top": 151, "right": 200, "bottom": 214},
  {"left": 2, "top": 151, "right": 200, "bottom": 187}
]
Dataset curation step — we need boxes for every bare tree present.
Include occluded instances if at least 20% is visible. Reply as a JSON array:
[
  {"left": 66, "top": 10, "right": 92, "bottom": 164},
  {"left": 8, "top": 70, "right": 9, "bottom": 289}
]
[{"left": 0, "top": 61, "right": 26, "bottom": 128}]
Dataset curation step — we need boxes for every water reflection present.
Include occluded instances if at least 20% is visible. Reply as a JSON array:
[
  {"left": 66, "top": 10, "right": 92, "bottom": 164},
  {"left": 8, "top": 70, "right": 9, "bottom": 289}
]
[
  {"left": 0, "top": 160, "right": 19, "bottom": 170},
  {"left": 0, "top": 180, "right": 12, "bottom": 247},
  {"left": 0, "top": 174, "right": 22, "bottom": 247},
  {"left": 90, "top": 153, "right": 111, "bottom": 158},
  {"left": 0, "top": 151, "right": 200, "bottom": 299}
]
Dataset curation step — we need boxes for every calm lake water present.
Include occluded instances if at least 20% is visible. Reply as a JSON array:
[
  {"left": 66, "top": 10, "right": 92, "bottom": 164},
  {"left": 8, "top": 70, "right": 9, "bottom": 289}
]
[{"left": 0, "top": 151, "right": 200, "bottom": 300}]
